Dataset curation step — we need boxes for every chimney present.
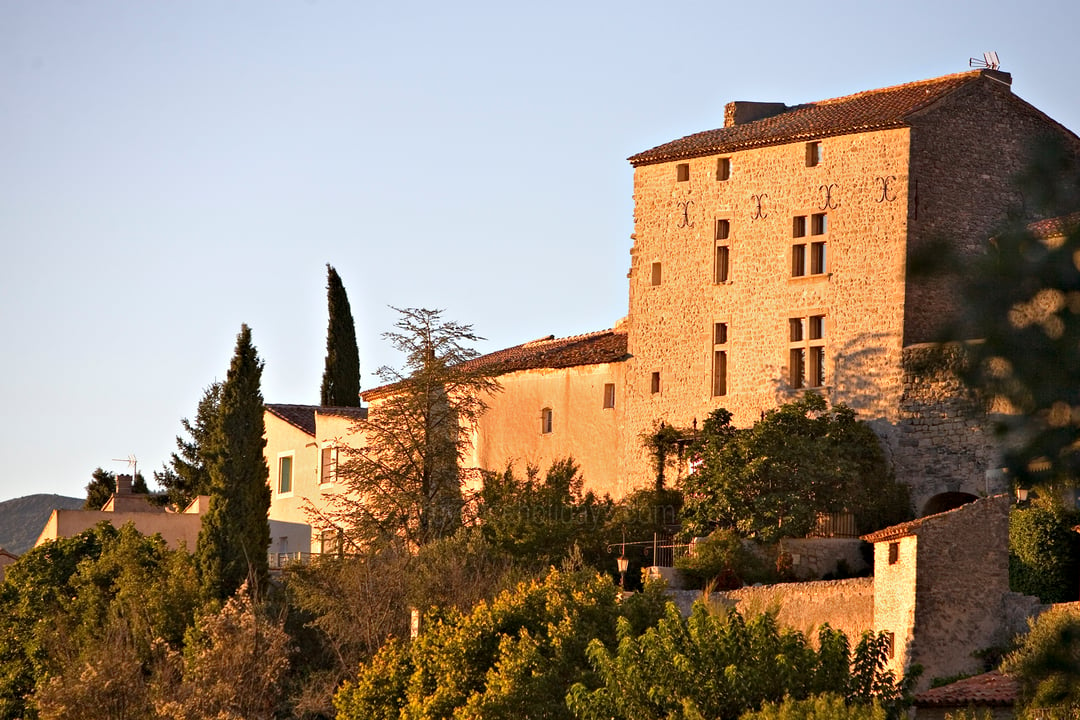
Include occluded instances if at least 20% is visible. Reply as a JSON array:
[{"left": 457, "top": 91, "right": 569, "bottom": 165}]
[
  {"left": 116, "top": 474, "right": 133, "bottom": 496},
  {"left": 724, "top": 101, "right": 789, "bottom": 128}
]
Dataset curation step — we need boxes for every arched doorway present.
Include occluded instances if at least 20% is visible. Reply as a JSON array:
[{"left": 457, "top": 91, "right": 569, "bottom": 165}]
[{"left": 921, "top": 492, "right": 979, "bottom": 517}]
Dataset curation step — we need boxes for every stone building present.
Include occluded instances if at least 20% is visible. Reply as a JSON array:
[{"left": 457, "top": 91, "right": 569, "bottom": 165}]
[
  {"left": 264, "top": 68, "right": 1079, "bottom": 545},
  {"left": 619, "top": 68, "right": 1080, "bottom": 511},
  {"left": 862, "top": 494, "right": 1039, "bottom": 691}
]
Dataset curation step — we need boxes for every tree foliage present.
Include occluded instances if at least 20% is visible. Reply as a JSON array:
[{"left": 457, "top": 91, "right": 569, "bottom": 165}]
[
  {"left": 739, "top": 693, "right": 889, "bottom": 720},
  {"left": 477, "top": 458, "right": 613, "bottom": 569},
  {"left": 567, "top": 605, "right": 909, "bottom": 720},
  {"left": 1009, "top": 496, "right": 1080, "bottom": 603},
  {"left": 285, "top": 529, "right": 522, "bottom": 718},
  {"left": 83, "top": 467, "right": 149, "bottom": 510},
  {"left": 935, "top": 137, "right": 1080, "bottom": 486},
  {"left": 0, "top": 523, "right": 200, "bottom": 720},
  {"left": 155, "top": 383, "right": 221, "bottom": 510},
  {"left": 333, "top": 569, "right": 667, "bottom": 720},
  {"left": 324, "top": 307, "right": 500, "bottom": 548},
  {"left": 320, "top": 264, "right": 361, "bottom": 407},
  {"left": 196, "top": 324, "right": 270, "bottom": 602},
  {"left": 681, "top": 394, "right": 911, "bottom": 542},
  {"left": 1002, "top": 607, "right": 1080, "bottom": 717}
]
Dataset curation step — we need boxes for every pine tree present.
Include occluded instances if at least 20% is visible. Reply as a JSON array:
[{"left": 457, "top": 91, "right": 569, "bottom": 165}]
[
  {"left": 196, "top": 324, "right": 271, "bottom": 602},
  {"left": 320, "top": 264, "right": 361, "bottom": 407},
  {"left": 154, "top": 382, "right": 221, "bottom": 510}
]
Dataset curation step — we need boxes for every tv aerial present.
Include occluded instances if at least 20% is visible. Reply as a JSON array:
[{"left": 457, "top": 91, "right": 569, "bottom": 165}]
[
  {"left": 969, "top": 51, "right": 1000, "bottom": 70},
  {"left": 112, "top": 454, "right": 138, "bottom": 479}
]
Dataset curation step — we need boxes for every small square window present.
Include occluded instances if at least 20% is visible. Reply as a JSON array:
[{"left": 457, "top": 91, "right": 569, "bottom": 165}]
[
  {"left": 603, "top": 383, "right": 616, "bottom": 409},
  {"left": 541, "top": 407, "right": 553, "bottom": 434},
  {"left": 888, "top": 542, "right": 899, "bottom": 565},
  {"left": 806, "top": 141, "right": 823, "bottom": 167},
  {"left": 811, "top": 212, "right": 827, "bottom": 235},
  {"left": 650, "top": 372, "right": 661, "bottom": 394},
  {"left": 651, "top": 262, "right": 662, "bottom": 286},
  {"left": 714, "top": 322, "right": 728, "bottom": 345},
  {"left": 676, "top": 163, "right": 690, "bottom": 182},
  {"left": 716, "top": 157, "right": 731, "bottom": 181},
  {"left": 792, "top": 215, "right": 807, "bottom": 238}
]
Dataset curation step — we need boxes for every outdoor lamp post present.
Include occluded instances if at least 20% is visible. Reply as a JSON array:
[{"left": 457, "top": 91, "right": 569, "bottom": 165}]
[{"left": 617, "top": 552, "right": 629, "bottom": 589}]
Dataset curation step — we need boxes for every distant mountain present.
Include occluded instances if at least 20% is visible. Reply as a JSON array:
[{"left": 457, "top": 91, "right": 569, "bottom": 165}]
[{"left": 0, "top": 494, "right": 84, "bottom": 556}]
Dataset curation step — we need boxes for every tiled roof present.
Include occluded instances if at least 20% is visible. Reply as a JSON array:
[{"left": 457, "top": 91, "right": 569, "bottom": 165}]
[
  {"left": 1028, "top": 211, "right": 1080, "bottom": 239},
  {"left": 362, "top": 329, "right": 628, "bottom": 400},
  {"left": 265, "top": 404, "right": 368, "bottom": 435},
  {"left": 914, "top": 671, "right": 1019, "bottom": 707},
  {"left": 628, "top": 70, "right": 1001, "bottom": 166},
  {"left": 860, "top": 495, "right": 1008, "bottom": 543}
]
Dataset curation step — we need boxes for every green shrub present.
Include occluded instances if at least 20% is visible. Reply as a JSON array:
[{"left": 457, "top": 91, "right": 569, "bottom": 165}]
[
  {"left": 1009, "top": 500, "right": 1080, "bottom": 602},
  {"left": 675, "top": 530, "right": 769, "bottom": 589},
  {"left": 740, "top": 693, "right": 888, "bottom": 720}
]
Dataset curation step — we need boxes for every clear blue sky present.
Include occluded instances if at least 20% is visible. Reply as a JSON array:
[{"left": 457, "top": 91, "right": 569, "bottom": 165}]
[{"left": 2, "top": 0, "right": 1077, "bottom": 503}]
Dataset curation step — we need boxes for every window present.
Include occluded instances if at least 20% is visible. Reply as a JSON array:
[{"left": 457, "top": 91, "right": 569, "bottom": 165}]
[
  {"left": 541, "top": 407, "right": 553, "bottom": 434},
  {"left": 714, "top": 219, "right": 731, "bottom": 283},
  {"left": 676, "top": 163, "right": 690, "bottom": 181},
  {"left": 651, "top": 262, "right": 662, "bottom": 286},
  {"left": 888, "top": 542, "right": 899, "bottom": 565},
  {"left": 603, "top": 383, "right": 616, "bottom": 409},
  {"left": 788, "top": 315, "right": 826, "bottom": 388},
  {"left": 712, "top": 322, "right": 729, "bottom": 397},
  {"left": 716, "top": 157, "right": 731, "bottom": 181},
  {"left": 278, "top": 454, "right": 293, "bottom": 494},
  {"left": 319, "top": 446, "right": 337, "bottom": 486},
  {"left": 321, "top": 528, "right": 342, "bottom": 557},
  {"left": 806, "top": 141, "right": 823, "bottom": 167},
  {"left": 884, "top": 631, "right": 895, "bottom": 659},
  {"left": 792, "top": 213, "right": 827, "bottom": 277},
  {"left": 650, "top": 371, "right": 661, "bottom": 395}
]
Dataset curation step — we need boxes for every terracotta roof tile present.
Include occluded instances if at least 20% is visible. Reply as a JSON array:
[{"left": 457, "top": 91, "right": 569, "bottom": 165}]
[
  {"left": 1028, "top": 211, "right": 1080, "bottom": 239},
  {"left": 362, "top": 329, "right": 628, "bottom": 400},
  {"left": 860, "top": 495, "right": 1009, "bottom": 543},
  {"left": 628, "top": 71, "right": 998, "bottom": 166},
  {"left": 266, "top": 404, "right": 368, "bottom": 435},
  {"left": 915, "top": 671, "right": 1019, "bottom": 707}
]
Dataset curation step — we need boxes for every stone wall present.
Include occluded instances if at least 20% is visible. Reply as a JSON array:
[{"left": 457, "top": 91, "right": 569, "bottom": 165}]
[
  {"left": 667, "top": 577, "right": 875, "bottom": 642},
  {"left": 896, "top": 495, "right": 1013, "bottom": 690},
  {"left": 893, "top": 343, "right": 1005, "bottom": 511},
  {"left": 904, "top": 72, "right": 1080, "bottom": 344},
  {"left": 780, "top": 537, "right": 870, "bottom": 581},
  {"left": 620, "top": 126, "right": 911, "bottom": 493}
]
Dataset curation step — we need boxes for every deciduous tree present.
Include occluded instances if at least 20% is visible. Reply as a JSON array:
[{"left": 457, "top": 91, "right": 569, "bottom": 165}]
[
  {"left": 681, "top": 394, "right": 910, "bottom": 543},
  {"left": 320, "top": 264, "right": 361, "bottom": 407}
]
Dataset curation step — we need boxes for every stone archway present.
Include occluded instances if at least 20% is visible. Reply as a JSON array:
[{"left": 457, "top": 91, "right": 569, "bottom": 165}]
[{"left": 921, "top": 492, "right": 979, "bottom": 517}]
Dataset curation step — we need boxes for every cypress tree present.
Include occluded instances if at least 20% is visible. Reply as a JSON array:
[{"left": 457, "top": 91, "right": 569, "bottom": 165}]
[
  {"left": 196, "top": 324, "right": 270, "bottom": 602},
  {"left": 320, "top": 264, "right": 361, "bottom": 406}
]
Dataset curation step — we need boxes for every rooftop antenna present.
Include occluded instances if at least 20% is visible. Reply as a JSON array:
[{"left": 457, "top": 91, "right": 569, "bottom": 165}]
[
  {"left": 969, "top": 51, "right": 1000, "bottom": 71},
  {"left": 112, "top": 454, "right": 138, "bottom": 480}
]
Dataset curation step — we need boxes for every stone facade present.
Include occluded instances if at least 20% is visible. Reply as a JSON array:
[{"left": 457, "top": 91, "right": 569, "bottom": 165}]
[
  {"left": 864, "top": 494, "right": 1016, "bottom": 691},
  {"left": 619, "top": 70, "right": 1079, "bottom": 503},
  {"left": 667, "top": 577, "right": 874, "bottom": 642}
]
